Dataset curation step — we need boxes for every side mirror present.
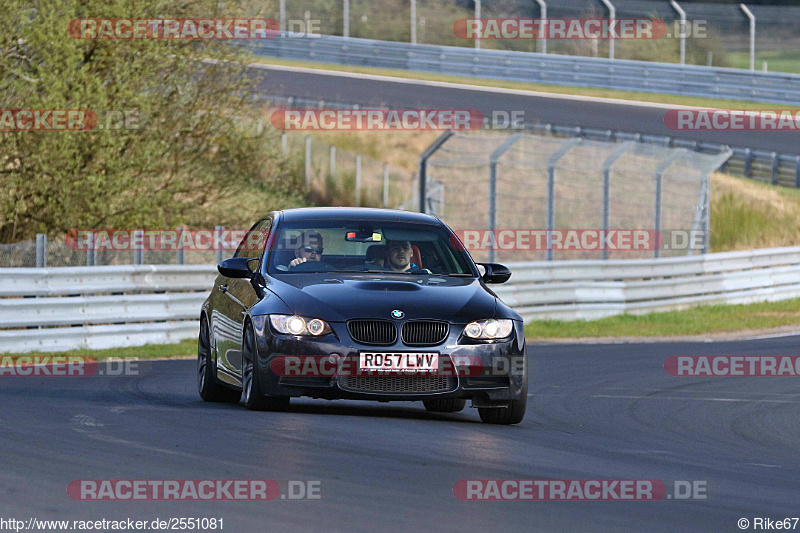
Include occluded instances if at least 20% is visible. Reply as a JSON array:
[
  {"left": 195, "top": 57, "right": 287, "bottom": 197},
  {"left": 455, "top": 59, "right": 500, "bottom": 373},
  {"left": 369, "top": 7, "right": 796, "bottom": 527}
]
[
  {"left": 477, "top": 262, "right": 511, "bottom": 284},
  {"left": 217, "top": 257, "right": 255, "bottom": 279}
]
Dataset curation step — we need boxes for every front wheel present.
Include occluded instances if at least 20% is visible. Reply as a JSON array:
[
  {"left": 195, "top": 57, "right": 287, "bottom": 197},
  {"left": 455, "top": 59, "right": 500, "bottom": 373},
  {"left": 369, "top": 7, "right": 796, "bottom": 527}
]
[
  {"left": 198, "top": 316, "right": 240, "bottom": 403},
  {"left": 242, "top": 323, "right": 290, "bottom": 412},
  {"left": 478, "top": 379, "right": 527, "bottom": 425},
  {"left": 423, "top": 399, "right": 466, "bottom": 413}
]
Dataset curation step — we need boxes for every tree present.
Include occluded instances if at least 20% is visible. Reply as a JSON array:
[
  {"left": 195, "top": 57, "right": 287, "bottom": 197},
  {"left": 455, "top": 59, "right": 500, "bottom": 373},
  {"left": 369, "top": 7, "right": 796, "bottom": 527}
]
[{"left": 0, "top": 0, "right": 304, "bottom": 243}]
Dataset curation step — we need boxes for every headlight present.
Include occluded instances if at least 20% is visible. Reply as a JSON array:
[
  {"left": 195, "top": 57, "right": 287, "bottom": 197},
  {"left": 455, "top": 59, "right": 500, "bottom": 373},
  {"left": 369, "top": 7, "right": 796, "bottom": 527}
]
[
  {"left": 463, "top": 319, "right": 513, "bottom": 340},
  {"left": 269, "top": 315, "right": 332, "bottom": 336}
]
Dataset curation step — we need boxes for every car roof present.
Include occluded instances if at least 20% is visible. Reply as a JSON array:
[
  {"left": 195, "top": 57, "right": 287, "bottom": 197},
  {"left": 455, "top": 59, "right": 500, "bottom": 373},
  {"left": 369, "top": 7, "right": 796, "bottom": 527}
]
[{"left": 274, "top": 207, "right": 442, "bottom": 225}]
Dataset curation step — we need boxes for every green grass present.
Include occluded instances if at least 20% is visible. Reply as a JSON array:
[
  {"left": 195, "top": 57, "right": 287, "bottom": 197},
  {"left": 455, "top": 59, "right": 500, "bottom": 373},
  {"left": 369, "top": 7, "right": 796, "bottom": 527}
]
[
  {"left": 525, "top": 298, "right": 800, "bottom": 339},
  {"left": 252, "top": 56, "right": 800, "bottom": 111},
  {"left": 0, "top": 339, "right": 197, "bottom": 361},
  {"left": 727, "top": 50, "right": 800, "bottom": 74},
  {"left": 710, "top": 174, "right": 800, "bottom": 252}
]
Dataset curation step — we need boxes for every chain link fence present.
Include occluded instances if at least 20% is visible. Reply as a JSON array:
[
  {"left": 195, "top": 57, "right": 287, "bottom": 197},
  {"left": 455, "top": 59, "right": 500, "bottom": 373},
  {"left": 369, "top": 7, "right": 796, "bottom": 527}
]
[
  {"left": 0, "top": 234, "right": 223, "bottom": 268},
  {"left": 284, "top": 132, "right": 418, "bottom": 210},
  {"left": 246, "top": 0, "right": 799, "bottom": 70},
  {"left": 422, "top": 131, "right": 731, "bottom": 262},
  {"left": 0, "top": 126, "right": 419, "bottom": 268}
]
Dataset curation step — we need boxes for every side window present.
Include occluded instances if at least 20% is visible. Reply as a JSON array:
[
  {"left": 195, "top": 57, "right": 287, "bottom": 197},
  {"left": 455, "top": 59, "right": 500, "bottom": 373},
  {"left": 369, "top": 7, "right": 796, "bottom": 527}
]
[{"left": 234, "top": 218, "right": 272, "bottom": 259}]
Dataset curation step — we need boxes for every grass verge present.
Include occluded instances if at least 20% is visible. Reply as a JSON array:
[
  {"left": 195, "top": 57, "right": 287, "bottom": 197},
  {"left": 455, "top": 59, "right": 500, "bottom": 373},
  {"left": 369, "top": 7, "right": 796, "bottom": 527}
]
[
  {"left": 710, "top": 173, "right": 800, "bottom": 251},
  {"left": 0, "top": 339, "right": 197, "bottom": 361},
  {"left": 525, "top": 298, "right": 800, "bottom": 340},
  {"left": 728, "top": 51, "right": 800, "bottom": 75}
]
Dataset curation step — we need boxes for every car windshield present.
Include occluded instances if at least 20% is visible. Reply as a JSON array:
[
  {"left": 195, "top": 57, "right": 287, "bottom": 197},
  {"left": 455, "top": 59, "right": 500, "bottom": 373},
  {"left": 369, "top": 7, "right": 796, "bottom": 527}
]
[{"left": 267, "top": 220, "right": 475, "bottom": 276}]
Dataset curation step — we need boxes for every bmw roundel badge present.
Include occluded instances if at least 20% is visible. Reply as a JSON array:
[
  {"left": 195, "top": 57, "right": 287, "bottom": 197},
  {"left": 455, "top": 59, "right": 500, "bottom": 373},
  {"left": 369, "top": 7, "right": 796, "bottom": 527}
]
[{"left": 391, "top": 310, "right": 404, "bottom": 319}]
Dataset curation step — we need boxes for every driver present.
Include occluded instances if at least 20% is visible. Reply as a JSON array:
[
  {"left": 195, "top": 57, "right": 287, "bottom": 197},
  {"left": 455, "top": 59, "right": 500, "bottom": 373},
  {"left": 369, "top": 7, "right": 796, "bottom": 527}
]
[
  {"left": 385, "top": 240, "right": 418, "bottom": 272},
  {"left": 288, "top": 231, "right": 324, "bottom": 268}
]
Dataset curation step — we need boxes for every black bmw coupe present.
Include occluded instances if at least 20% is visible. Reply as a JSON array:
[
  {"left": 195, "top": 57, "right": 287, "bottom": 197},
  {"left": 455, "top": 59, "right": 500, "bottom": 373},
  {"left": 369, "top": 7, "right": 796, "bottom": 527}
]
[{"left": 198, "top": 207, "right": 528, "bottom": 424}]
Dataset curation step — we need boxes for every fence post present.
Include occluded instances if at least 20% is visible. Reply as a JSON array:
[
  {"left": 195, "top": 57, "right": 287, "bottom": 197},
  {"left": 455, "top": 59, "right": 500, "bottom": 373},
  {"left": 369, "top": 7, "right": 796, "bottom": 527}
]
[
  {"left": 770, "top": 152, "right": 779, "bottom": 185},
  {"left": 86, "top": 232, "right": 96, "bottom": 266},
  {"left": 343, "top": 0, "right": 350, "bottom": 38},
  {"left": 330, "top": 145, "right": 336, "bottom": 180},
  {"left": 176, "top": 227, "right": 185, "bottom": 265},
  {"left": 281, "top": 133, "right": 288, "bottom": 154},
  {"left": 474, "top": 0, "right": 481, "bottom": 49},
  {"left": 670, "top": 0, "right": 686, "bottom": 65},
  {"left": 355, "top": 154, "right": 362, "bottom": 205},
  {"left": 795, "top": 156, "right": 800, "bottom": 188},
  {"left": 740, "top": 3, "right": 755, "bottom": 71},
  {"left": 383, "top": 163, "right": 390, "bottom": 207},
  {"left": 600, "top": 0, "right": 616, "bottom": 59},
  {"left": 534, "top": 0, "right": 547, "bottom": 54},
  {"left": 410, "top": 0, "right": 417, "bottom": 44},
  {"left": 418, "top": 131, "right": 454, "bottom": 213},
  {"left": 743, "top": 148, "right": 753, "bottom": 178},
  {"left": 215, "top": 225, "right": 225, "bottom": 265},
  {"left": 35, "top": 233, "right": 46, "bottom": 268},
  {"left": 488, "top": 134, "right": 523, "bottom": 262},
  {"left": 133, "top": 229, "right": 143, "bottom": 265},
  {"left": 546, "top": 138, "right": 581, "bottom": 260},
  {"left": 654, "top": 151, "right": 682, "bottom": 258},
  {"left": 305, "top": 136, "right": 311, "bottom": 188},
  {"left": 601, "top": 142, "right": 635, "bottom": 260},
  {"left": 703, "top": 175, "right": 711, "bottom": 254}
]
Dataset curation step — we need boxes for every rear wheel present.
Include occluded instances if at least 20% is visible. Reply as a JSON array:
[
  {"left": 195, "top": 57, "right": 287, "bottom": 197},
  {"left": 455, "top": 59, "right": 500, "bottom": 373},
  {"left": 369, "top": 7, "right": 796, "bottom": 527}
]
[
  {"left": 478, "top": 379, "right": 527, "bottom": 425},
  {"left": 197, "top": 316, "right": 240, "bottom": 403},
  {"left": 242, "top": 323, "right": 290, "bottom": 412},
  {"left": 423, "top": 399, "right": 466, "bottom": 413}
]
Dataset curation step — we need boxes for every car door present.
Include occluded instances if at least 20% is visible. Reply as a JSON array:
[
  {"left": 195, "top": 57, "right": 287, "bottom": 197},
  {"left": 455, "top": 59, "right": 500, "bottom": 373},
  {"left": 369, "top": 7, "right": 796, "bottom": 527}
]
[{"left": 217, "top": 218, "right": 272, "bottom": 380}]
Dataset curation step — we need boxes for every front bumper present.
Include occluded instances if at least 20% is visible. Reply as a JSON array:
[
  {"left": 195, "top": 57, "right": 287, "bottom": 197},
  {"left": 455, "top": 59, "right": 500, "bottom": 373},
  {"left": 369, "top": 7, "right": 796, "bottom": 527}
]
[{"left": 250, "top": 315, "right": 528, "bottom": 403}]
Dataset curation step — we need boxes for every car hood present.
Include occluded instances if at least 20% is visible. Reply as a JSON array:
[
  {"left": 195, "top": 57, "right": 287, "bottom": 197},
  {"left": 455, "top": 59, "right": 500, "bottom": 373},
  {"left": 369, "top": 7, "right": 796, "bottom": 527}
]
[{"left": 265, "top": 273, "right": 497, "bottom": 323}]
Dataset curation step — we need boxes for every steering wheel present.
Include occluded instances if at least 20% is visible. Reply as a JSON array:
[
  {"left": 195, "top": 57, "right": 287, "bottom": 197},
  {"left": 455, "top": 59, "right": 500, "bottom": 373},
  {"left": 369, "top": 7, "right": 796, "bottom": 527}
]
[{"left": 288, "top": 259, "right": 335, "bottom": 272}]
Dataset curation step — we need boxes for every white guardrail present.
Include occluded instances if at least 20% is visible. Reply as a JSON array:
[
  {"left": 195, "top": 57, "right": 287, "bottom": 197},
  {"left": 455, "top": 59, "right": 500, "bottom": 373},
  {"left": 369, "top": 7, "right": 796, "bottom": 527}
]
[
  {"left": 2, "top": 247, "right": 800, "bottom": 353},
  {"left": 251, "top": 34, "right": 800, "bottom": 105},
  {"left": 493, "top": 247, "right": 800, "bottom": 321},
  {"left": 0, "top": 265, "right": 217, "bottom": 354}
]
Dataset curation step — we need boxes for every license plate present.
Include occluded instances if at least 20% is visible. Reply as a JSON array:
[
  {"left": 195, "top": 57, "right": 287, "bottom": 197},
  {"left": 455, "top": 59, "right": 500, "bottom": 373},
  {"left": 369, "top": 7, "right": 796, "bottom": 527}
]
[{"left": 360, "top": 352, "right": 438, "bottom": 373}]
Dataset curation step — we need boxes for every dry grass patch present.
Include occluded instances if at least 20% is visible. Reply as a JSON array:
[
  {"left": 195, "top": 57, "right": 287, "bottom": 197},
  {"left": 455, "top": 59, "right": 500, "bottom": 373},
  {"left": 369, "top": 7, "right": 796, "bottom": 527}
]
[{"left": 710, "top": 173, "right": 800, "bottom": 251}]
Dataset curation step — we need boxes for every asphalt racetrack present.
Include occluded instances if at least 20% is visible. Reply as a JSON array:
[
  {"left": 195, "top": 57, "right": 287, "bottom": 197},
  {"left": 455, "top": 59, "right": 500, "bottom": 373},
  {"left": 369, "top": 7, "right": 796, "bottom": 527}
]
[
  {"left": 254, "top": 65, "right": 800, "bottom": 155},
  {"left": 3, "top": 334, "right": 800, "bottom": 532}
]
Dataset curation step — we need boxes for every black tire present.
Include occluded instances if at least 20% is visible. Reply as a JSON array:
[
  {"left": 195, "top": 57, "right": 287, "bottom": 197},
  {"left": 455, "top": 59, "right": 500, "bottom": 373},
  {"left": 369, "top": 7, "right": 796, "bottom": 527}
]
[
  {"left": 242, "top": 323, "right": 290, "bottom": 412},
  {"left": 423, "top": 399, "right": 466, "bottom": 413},
  {"left": 198, "top": 316, "right": 240, "bottom": 403},
  {"left": 478, "top": 379, "right": 527, "bottom": 425}
]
